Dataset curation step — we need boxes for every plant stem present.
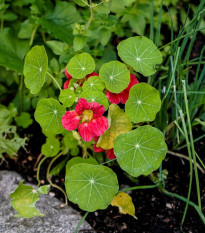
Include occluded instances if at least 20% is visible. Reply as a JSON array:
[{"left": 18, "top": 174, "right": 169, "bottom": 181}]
[
  {"left": 46, "top": 72, "right": 62, "bottom": 91},
  {"left": 74, "top": 211, "right": 89, "bottom": 233},
  {"left": 29, "top": 24, "right": 39, "bottom": 47},
  {"left": 182, "top": 80, "right": 201, "bottom": 209},
  {"left": 36, "top": 156, "right": 47, "bottom": 187},
  {"left": 46, "top": 152, "right": 68, "bottom": 205},
  {"left": 118, "top": 183, "right": 159, "bottom": 194},
  {"left": 19, "top": 75, "right": 24, "bottom": 113},
  {"left": 85, "top": 0, "right": 94, "bottom": 30},
  {"left": 161, "top": 188, "right": 205, "bottom": 224}
]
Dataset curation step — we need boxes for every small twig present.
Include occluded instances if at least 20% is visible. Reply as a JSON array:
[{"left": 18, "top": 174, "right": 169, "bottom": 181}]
[
  {"left": 29, "top": 24, "right": 39, "bottom": 46},
  {"left": 167, "top": 150, "right": 204, "bottom": 174},
  {"left": 33, "top": 153, "right": 43, "bottom": 171},
  {"left": 36, "top": 156, "right": 47, "bottom": 187}
]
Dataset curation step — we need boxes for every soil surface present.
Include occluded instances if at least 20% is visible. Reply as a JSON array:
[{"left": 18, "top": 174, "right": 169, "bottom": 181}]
[{"left": 1, "top": 121, "right": 205, "bottom": 233}]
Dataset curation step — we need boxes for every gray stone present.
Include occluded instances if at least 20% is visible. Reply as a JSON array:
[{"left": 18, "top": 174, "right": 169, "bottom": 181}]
[{"left": 0, "top": 171, "right": 94, "bottom": 233}]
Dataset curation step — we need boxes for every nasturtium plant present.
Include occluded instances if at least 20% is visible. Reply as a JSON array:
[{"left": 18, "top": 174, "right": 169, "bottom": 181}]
[
  {"left": 114, "top": 126, "right": 167, "bottom": 177},
  {"left": 63, "top": 132, "right": 78, "bottom": 149},
  {"left": 65, "top": 163, "right": 119, "bottom": 211},
  {"left": 66, "top": 53, "right": 95, "bottom": 79},
  {"left": 125, "top": 83, "right": 161, "bottom": 123},
  {"left": 59, "top": 89, "right": 75, "bottom": 107},
  {"left": 66, "top": 157, "right": 98, "bottom": 172},
  {"left": 82, "top": 76, "right": 105, "bottom": 92},
  {"left": 34, "top": 98, "right": 66, "bottom": 134},
  {"left": 11, "top": 35, "right": 168, "bottom": 222},
  {"left": 117, "top": 36, "right": 162, "bottom": 76},
  {"left": 99, "top": 61, "right": 130, "bottom": 93},
  {"left": 10, "top": 180, "right": 50, "bottom": 218},
  {"left": 23, "top": 45, "right": 48, "bottom": 94},
  {"left": 41, "top": 136, "right": 60, "bottom": 157},
  {"left": 80, "top": 91, "right": 109, "bottom": 110}
]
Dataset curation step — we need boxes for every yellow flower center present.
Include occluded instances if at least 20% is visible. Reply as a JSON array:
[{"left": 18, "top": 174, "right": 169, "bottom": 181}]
[{"left": 82, "top": 110, "right": 93, "bottom": 122}]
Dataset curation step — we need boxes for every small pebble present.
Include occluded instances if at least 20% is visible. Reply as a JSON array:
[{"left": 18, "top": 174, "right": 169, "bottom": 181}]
[
  {"left": 49, "top": 192, "right": 55, "bottom": 197},
  {"left": 166, "top": 203, "right": 172, "bottom": 209}
]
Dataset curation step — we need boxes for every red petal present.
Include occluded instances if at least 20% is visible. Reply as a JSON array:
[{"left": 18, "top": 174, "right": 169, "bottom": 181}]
[
  {"left": 75, "top": 98, "right": 90, "bottom": 115},
  {"left": 87, "top": 72, "right": 99, "bottom": 79},
  {"left": 63, "top": 80, "right": 70, "bottom": 89},
  {"left": 88, "top": 116, "right": 108, "bottom": 136},
  {"left": 127, "top": 73, "right": 139, "bottom": 91},
  {"left": 93, "top": 144, "right": 105, "bottom": 152},
  {"left": 61, "top": 111, "right": 80, "bottom": 130},
  {"left": 65, "top": 68, "right": 72, "bottom": 80},
  {"left": 120, "top": 91, "right": 129, "bottom": 104},
  {"left": 89, "top": 102, "right": 105, "bottom": 118},
  {"left": 106, "top": 90, "right": 121, "bottom": 104},
  {"left": 106, "top": 149, "right": 116, "bottom": 160},
  {"left": 78, "top": 123, "right": 93, "bottom": 142},
  {"left": 94, "top": 136, "right": 100, "bottom": 142}
]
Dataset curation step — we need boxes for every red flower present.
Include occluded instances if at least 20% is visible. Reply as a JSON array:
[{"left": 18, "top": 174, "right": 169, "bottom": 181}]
[
  {"left": 65, "top": 68, "right": 72, "bottom": 80},
  {"left": 61, "top": 98, "right": 108, "bottom": 142},
  {"left": 93, "top": 137, "right": 116, "bottom": 160},
  {"left": 106, "top": 73, "right": 139, "bottom": 104},
  {"left": 63, "top": 80, "right": 70, "bottom": 89}
]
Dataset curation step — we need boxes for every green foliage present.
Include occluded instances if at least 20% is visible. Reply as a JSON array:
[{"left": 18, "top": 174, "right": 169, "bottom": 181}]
[
  {"left": 15, "top": 112, "right": 33, "bottom": 128},
  {"left": 34, "top": 98, "right": 66, "bottom": 134},
  {"left": 59, "top": 89, "right": 75, "bottom": 107},
  {"left": 66, "top": 157, "right": 98, "bottom": 172},
  {"left": 125, "top": 83, "right": 161, "bottom": 123},
  {"left": 41, "top": 136, "right": 60, "bottom": 157},
  {"left": 0, "top": 105, "right": 26, "bottom": 158},
  {"left": 66, "top": 53, "right": 95, "bottom": 79},
  {"left": 117, "top": 36, "right": 162, "bottom": 76},
  {"left": 65, "top": 163, "right": 119, "bottom": 211},
  {"left": 10, "top": 180, "right": 50, "bottom": 218},
  {"left": 82, "top": 76, "right": 105, "bottom": 92},
  {"left": 63, "top": 132, "right": 78, "bottom": 149},
  {"left": 24, "top": 45, "right": 48, "bottom": 94},
  {"left": 99, "top": 61, "right": 130, "bottom": 93},
  {"left": 0, "top": 28, "right": 29, "bottom": 73},
  {"left": 114, "top": 126, "right": 167, "bottom": 177},
  {"left": 80, "top": 91, "right": 109, "bottom": 110}
]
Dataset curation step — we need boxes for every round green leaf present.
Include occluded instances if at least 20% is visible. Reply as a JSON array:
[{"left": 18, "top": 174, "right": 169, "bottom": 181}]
[
  {"left": 63, "top": 132, "right": 78, "bottom": 149},
  {"left": 66, "top": 157, "right": 98, "bottom": 173},
  {"left": 117, "top": 36, "right": 162, "bottom": 76},
  {"left": 66, "top": 53, "right": 95, "bottom": 79},
  {"left": 65, "top": 163, "right": 119, "bottom": 211},
  {"left": 82, "top": 76, "right": 105, "bottom": 92},
  {"left": 24, "top": 45, "right": 48, "bottom": 94},
  {"left": 41, "top": 137, "right": 60, "bottom": 157},
  {"left": 34, "top": 98, "right": 66, "bottom": 134},
  {"left": 81, "top": 91, "right": 109, "bottom": 110},
  {"left": 59, "top": 89, "right": 75, "bottom": 107},
  {"left": 114, "top": 125, "right": 167, "bottom": 177},
  {"left": 97, "top": 104, "right": 132, "bottom": 150},
  {"left": 99, "top": 61, "right": 130, "bottom": 93},
  {"left": 125, "top": 83, "right": 161, "bottom": 123}
]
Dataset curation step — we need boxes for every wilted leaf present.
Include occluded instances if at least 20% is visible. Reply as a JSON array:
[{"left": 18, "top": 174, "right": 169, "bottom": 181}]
[
  {"left": 97, "top": 104, "right": 132, "bottom": 150},
  {"left": 111, "top": 192, "right": 137, "bottom": 218}
]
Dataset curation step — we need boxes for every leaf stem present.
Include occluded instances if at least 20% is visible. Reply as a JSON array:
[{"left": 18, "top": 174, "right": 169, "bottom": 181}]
[
  {"left": 117, "top": 183, "right": 159, "bottom": 194},
  {"left": 46, "top": 71, "right": 62, "bottom": 91},
  {"left": 36, "top": 156, "right": 47, "bottom": 187},
  {"left": 46, "top": 152, "right": 68, "bottom": 205},
  {"left": 29, "top": 24, "right": 39, "bottom": 47},
  {"left": 74, "top": 211, "right": 89, "bottom": 233}
]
